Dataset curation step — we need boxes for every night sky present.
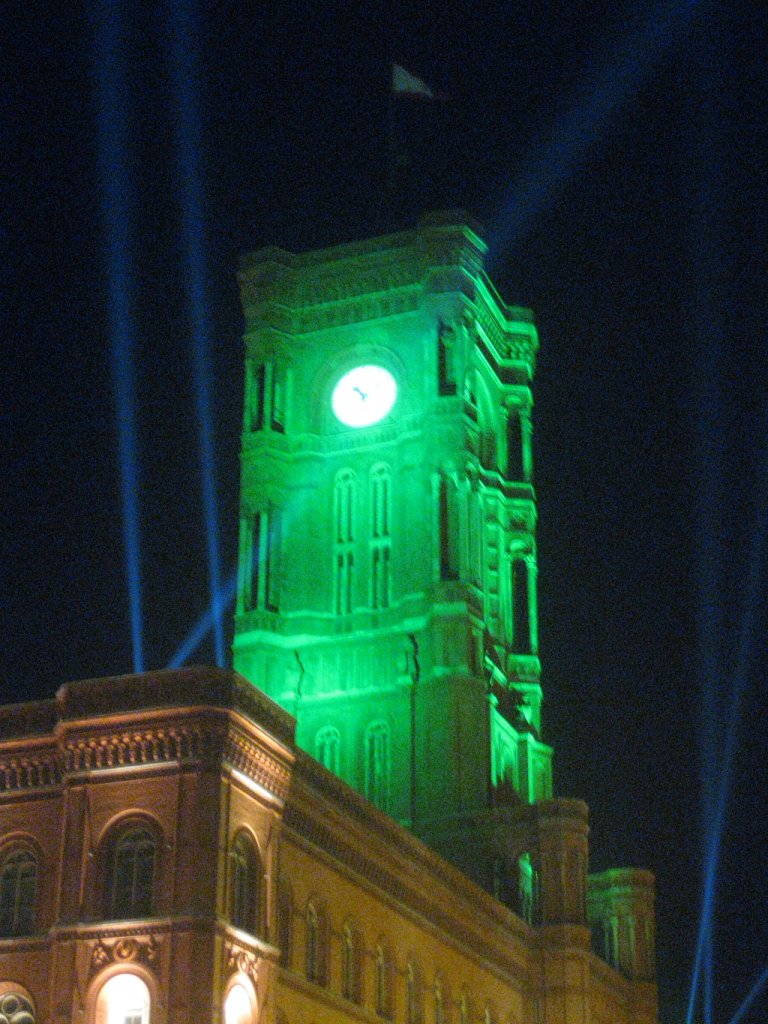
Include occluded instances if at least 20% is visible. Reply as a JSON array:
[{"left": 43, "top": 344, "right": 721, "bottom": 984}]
[{"left": 3, "top": 3, "right": 767, "bottom": 1022}]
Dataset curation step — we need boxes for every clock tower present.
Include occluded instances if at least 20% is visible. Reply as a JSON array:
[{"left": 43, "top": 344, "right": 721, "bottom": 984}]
[{"left": 234, "top": 212, "right": 562, "bottom": 895}]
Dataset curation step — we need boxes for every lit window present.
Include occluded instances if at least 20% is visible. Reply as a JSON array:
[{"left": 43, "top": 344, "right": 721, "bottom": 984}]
[
  {"left": 229, "top": 833, "right": 259, "bottom": 934},
  {"left": 0, "top": 847, "right": 37, "bottom": 936},
  {"left": 224, "top": 984, "right": 253, "bottom": 1024},
  {"left": 109, "top": 827, "right": 156, "bottom": 920},
  {"left": 97, "top": 974, "right": 150, "bottom": 1024}
]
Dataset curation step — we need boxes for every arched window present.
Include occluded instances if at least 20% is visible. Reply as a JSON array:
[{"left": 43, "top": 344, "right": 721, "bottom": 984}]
[
  {"left": 365, "top": 721, "right": 390, "bottom": 812},
  {"left": 229, "top": 832, "right": 259, "bottom": 934},
  {"left": 108, "top": 827, "right": 156, "bottom": 920},
  {"left": 315, "top": 726, "right": 341, "bottom": 774},
  {"left": 370, "top": 465, "right": 391, "bottom": 538},
  {"left": 375, "top": 944, "right": 391, "bottom": 1018},
  {"left": 342, "top": 923, "right": 360, "bottom": 1001},
  {"left": 0, "top": 991, "right": 35, "bottom": 1024},
  {"left": 306, "top": 902, "right": 323, "bottom": 984},
  {"left": 0, "top": 847, "right": 37, "bottom": 937},
  {"left": 438, "top": 474, "right": 459, "bottom": 581},
  {"left": 95, "top": 973, "right": 150, "bottom": 1024},
  {"left": 334, "top": 470, "right": 356, "bottom": 544}
]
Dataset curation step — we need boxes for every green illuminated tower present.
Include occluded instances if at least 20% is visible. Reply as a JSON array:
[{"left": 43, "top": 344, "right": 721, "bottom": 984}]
[{"left": 234, "top": 212, "right": 560, "bottom": 894}]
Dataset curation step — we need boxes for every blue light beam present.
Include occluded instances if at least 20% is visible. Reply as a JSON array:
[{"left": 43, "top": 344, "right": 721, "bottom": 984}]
[
  {"left": 687, "top": 405, "right": 768, "bottom": 1024},
  {"left": 486, "top": 0, "right": 709, "bottom": 265},
  {"left": 168, "top": 0, "right": 226, "bottom": 667},
  {"left": 167, "top": 568, "right": 238, "bottom": 669},
  {"left": 729, "top": 965, "right": 768, "bottom": 1024},
  {"left": 93, "top": 0, "right": 144, "bottom": 672}
]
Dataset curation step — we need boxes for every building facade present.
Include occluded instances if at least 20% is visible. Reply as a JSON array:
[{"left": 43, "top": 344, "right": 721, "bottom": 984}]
[{"left": 0, "top": 215, "right": 657, "bottom": 1022}]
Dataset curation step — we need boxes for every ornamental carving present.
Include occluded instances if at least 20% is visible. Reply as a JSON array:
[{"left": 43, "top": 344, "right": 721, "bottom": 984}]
[
  {"left": 90, "top": 934, "right": 160, "bottom": 978},
  {"left": 226, "top": 941, "right": 260, "bottom": 985},
  {"left": 224, "top": 728, "right": 291, "bottom": 801}
]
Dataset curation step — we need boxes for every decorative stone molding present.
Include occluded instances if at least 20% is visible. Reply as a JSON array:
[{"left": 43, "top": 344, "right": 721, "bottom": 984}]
[
  {"left": 0, "top": 753, "right": 61, "bottom": 793},
  {"left": 225, "top": 939, "right": 260, "bottom": 986},
  {"left": 224, "top": 727, "right": 291, "bottom": 801},
  {"left": 63, "top": 724, "right": 224, "bottom": 774},
  {"left": 89, "top": 933, "right": 160, "bottom": 978}
]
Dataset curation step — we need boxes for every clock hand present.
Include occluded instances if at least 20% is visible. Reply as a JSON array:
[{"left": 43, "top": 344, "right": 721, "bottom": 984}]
[{"left": 353, "top": 386, "right": 368, "bottom": 401}]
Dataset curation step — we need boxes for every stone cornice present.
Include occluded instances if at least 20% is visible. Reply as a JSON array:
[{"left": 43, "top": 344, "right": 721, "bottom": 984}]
[{"left": 0, "top": 669, "right": 295, "bottom": 800}]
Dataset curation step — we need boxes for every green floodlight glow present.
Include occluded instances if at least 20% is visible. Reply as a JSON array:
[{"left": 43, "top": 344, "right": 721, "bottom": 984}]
[{"left": 331, "top": 365, "right": 397, "bottom": 427}]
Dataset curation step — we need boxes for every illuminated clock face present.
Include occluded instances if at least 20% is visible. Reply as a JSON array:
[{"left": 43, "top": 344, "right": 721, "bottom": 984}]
[{"left": 331, "top": 365, "right": 397, "bottom": 427}]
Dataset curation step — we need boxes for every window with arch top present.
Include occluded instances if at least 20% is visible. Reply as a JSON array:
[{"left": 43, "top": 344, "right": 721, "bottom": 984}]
[
  {"left": 315, "top": 726, "right": 341, "bottom": 774},
  {"left": 94, "top": 973, "right": 150, "bottom": 1024},
  {"left": 229, "top": 832, "right": 260, "bottom": 935},
  {"left": 305, "top": 901, "right": 327, "bottom": 985},
  {"left": 375, "top": 943, "right": 392, "bottom": 1018},
  {"left": 0, "top": 846, "right": 37, "bottom": 937},
  {"left": 365, "top": 720, "right": 390, "bottom": 811},
  {"left": 107, "top": 826, "right": 157, "bottom": 920}
]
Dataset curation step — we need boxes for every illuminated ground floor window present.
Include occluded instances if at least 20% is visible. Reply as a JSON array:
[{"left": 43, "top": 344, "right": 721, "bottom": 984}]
[{"left": 95, "top": 974, "right": 150, "bottom": 1024}]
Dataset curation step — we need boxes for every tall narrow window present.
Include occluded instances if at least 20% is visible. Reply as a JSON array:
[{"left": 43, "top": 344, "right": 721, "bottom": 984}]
[
  {"left": 460, "top": 995, "right": 469, "bottom": 1024},
  {"left": 109, "top": 827, "right": 156, "bottom": 919},
  {"left": 375, "top": 945, "right": 390, "bottom": 1018},
  {"left": 365, "top": 721, "right": 390, "bottom": 811},
  {"left": 335, "top": 552, "right": 354, "bottom": 615},
  {"left": 248, "top": 509, "right": 281, "bottom": 612},
  {"left": 370, "top": 465, "right": 390, "bottom": 538},
  {"left": 439, "top": 475, "right": 459, "bottom": 580},
  {"left": 334, "top": 471, "right": 356, "bottom": 615},
  {"left": 335, "top": 470, "right": 355, "bottom": 543},
  {"left": 506, "top": 410, "right": 523, "bottom": 480},
  {"left": 229, "top": 832, "right": 259, "bottom": 934},
  {"left": 266, "top": 508, "right": 281, "bottom": 611},
  {"left": 0, "top": 848, "right": 37, "bottom": 936},
  {"left": 407, "top": 964, "right": 420, "bottom": 1024},
  {"left": 512, "top": 558, "right": 531, "bottom": 654},
  {"left": 252, "top": 362, "right": 266, "bottom": 430},
  {"left": 315, "top": 726, "right": 341, "bottom": 773},
  {"left": 371, "top": 546, "right": 391, "bottom": 609},
  {"left": 306, "top": 902, "right": 320, "bottom": 983},
  {"left": 342, "top": 923, "right": 360, "bottom": 1001},
  {"left": 437, "top": 321, "right": 458, "bottom": 396}
]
